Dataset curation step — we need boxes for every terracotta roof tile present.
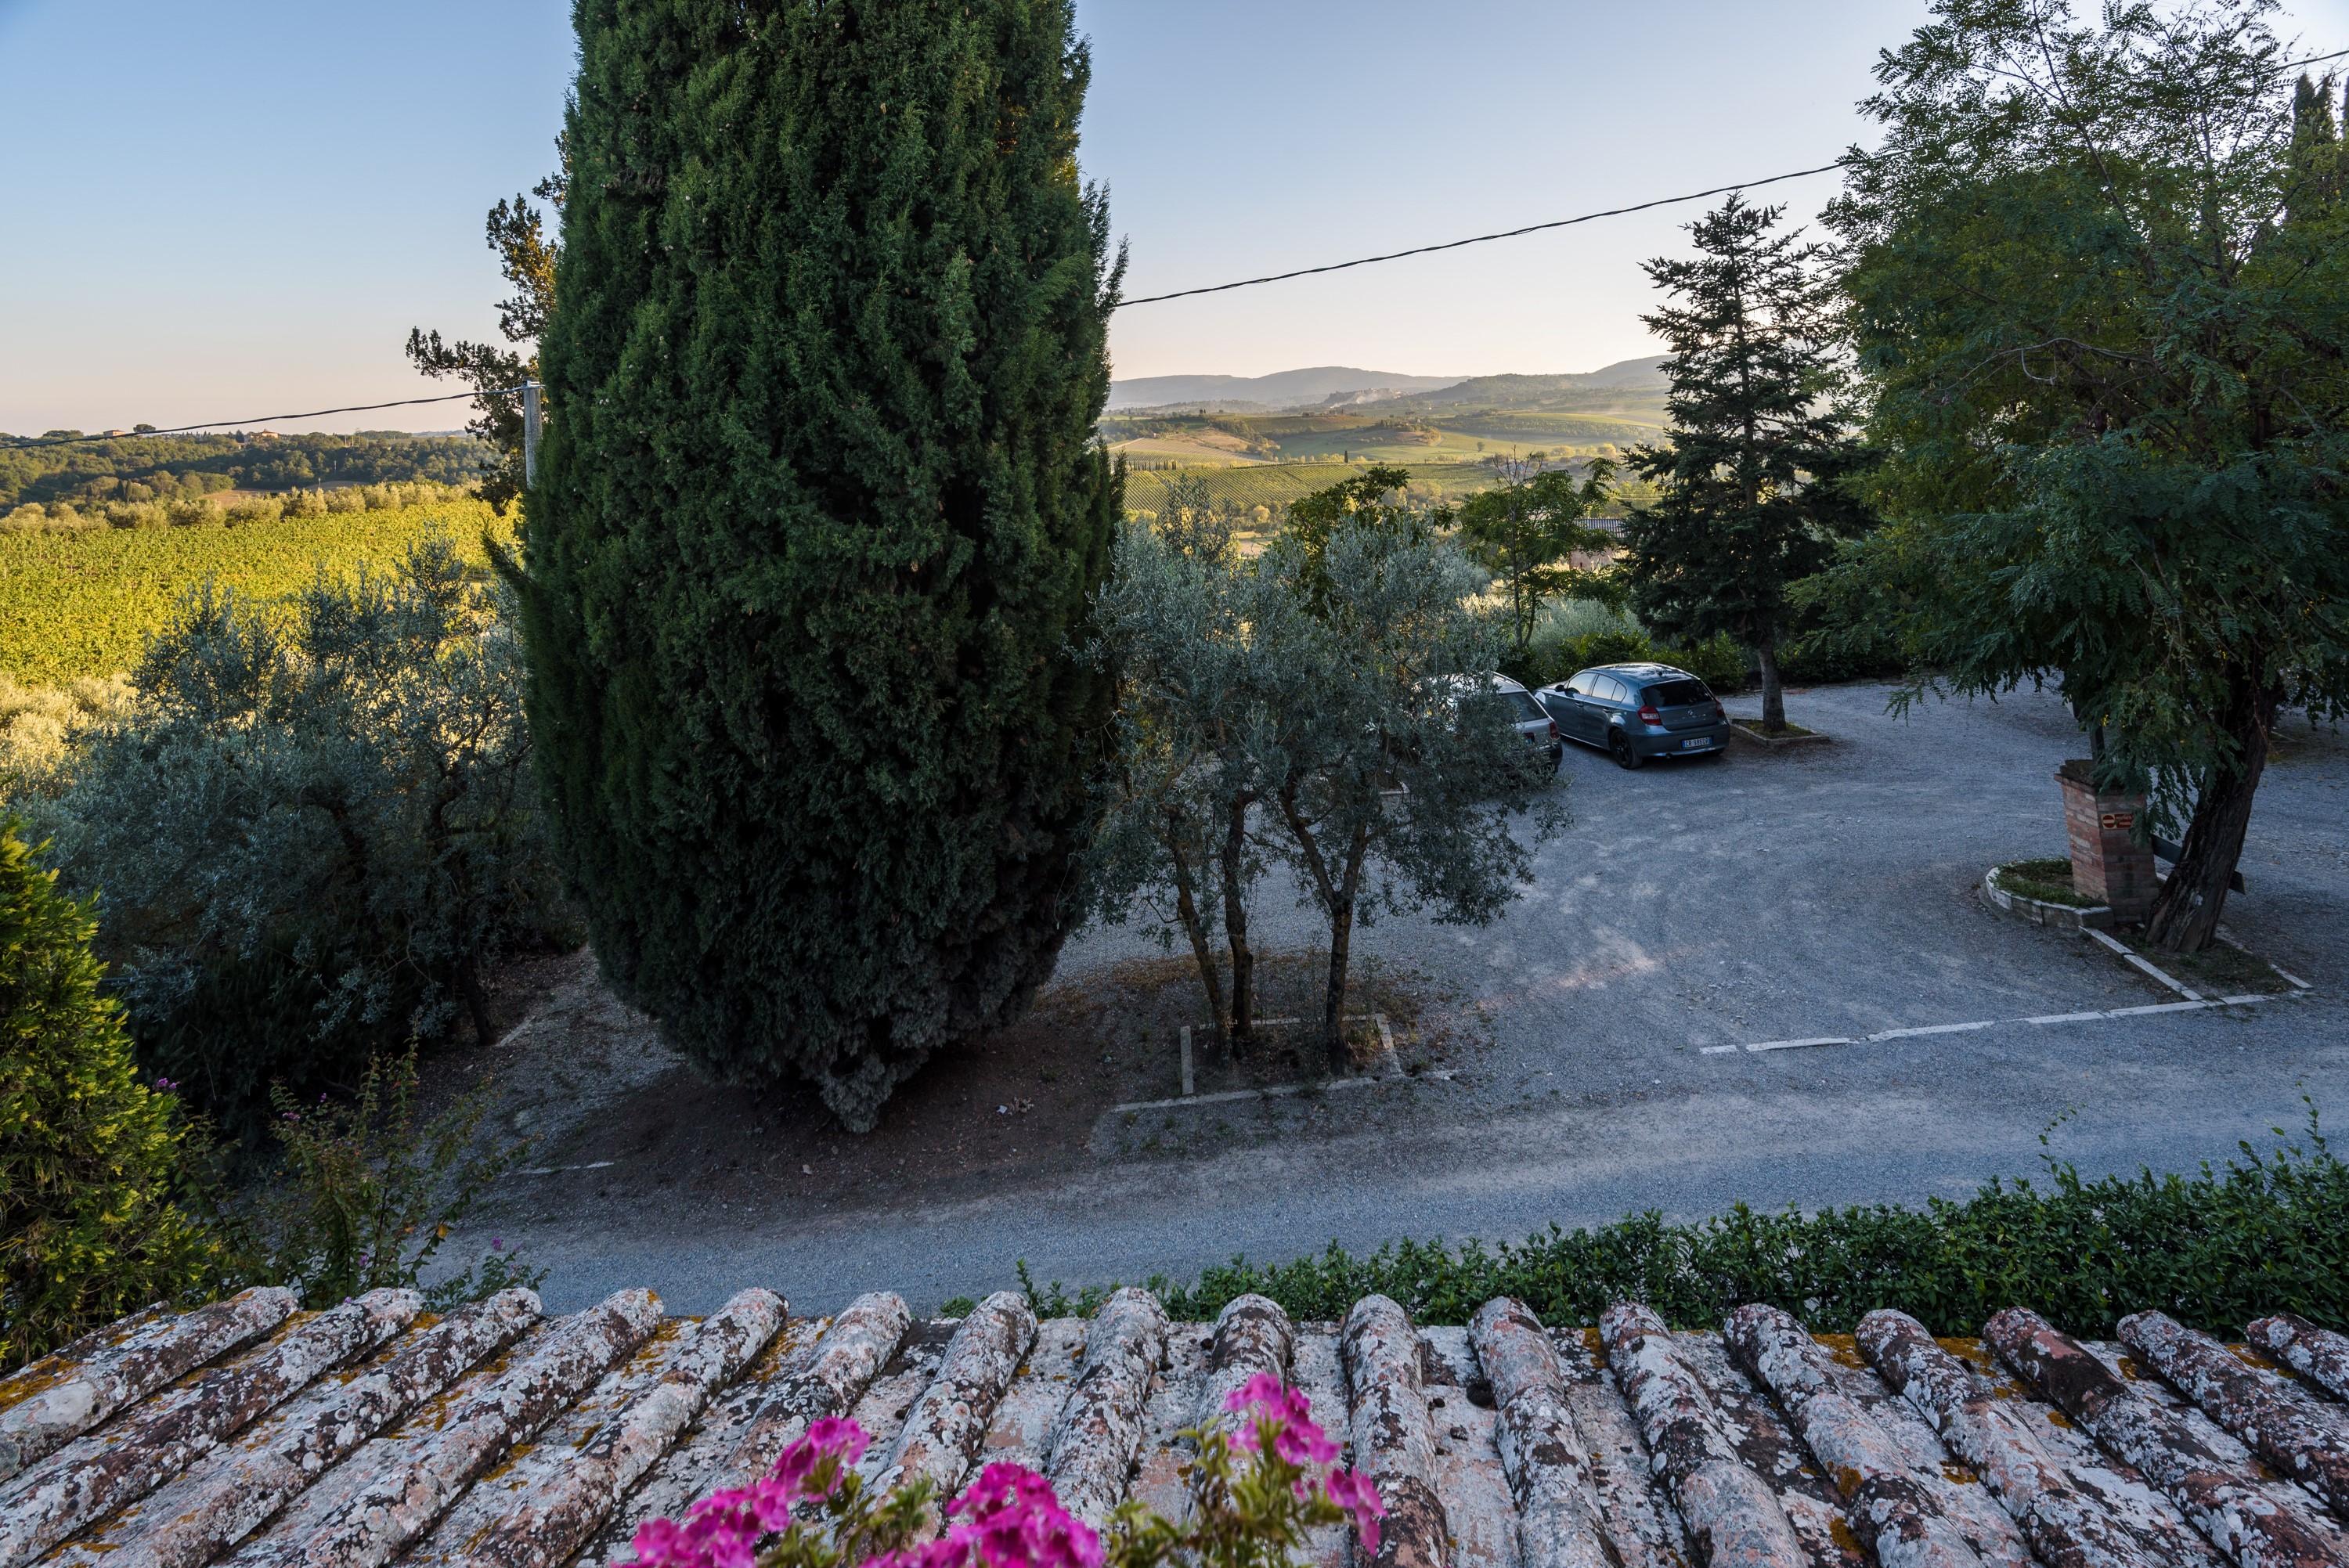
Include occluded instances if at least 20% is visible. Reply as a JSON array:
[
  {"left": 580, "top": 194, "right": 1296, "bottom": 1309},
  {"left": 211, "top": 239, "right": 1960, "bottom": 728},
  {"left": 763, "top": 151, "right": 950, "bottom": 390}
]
[{"left": 8, "top": 1289, "right": 2349, "bottom": 1568}]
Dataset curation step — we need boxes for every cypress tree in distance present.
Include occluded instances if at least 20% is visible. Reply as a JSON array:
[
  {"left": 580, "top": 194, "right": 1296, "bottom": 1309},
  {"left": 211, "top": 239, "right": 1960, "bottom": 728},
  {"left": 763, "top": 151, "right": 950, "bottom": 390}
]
[{"left": 521, "top": 0, "right": 1122, "bottom": 1130}]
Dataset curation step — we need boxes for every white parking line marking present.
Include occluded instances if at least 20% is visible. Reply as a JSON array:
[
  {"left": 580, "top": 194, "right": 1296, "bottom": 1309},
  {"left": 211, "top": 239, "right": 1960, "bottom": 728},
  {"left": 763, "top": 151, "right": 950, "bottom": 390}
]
[
  {"left": 1704, "top": 989, "right": 2300, "bottom": 1058},
  {"left": 518, "top": 1159, "right": 617, "bottom": 1177},
  {"left": 1868, "top": 1020, "right": 1996, "bottom": 1040},
  {"left": 2081, "top": 925, "right": 2203, "bottom": 1000}
]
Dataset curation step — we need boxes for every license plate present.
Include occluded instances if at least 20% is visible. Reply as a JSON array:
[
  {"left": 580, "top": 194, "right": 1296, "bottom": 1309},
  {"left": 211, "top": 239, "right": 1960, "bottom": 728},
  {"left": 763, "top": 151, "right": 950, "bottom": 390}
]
[{"left": 1681, "top": 737, "right": 1711, "bottom": 750}]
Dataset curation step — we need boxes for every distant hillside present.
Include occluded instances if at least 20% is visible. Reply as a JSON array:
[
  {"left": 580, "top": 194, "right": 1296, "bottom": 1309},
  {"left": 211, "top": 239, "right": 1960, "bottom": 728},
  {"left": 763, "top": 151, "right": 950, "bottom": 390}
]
[
  {"left": 1357, "top": 356, "right": 1669, "bottom": 412},
  {"left": 1106, "top": 367, "right": 1460, "bottom": 412}
]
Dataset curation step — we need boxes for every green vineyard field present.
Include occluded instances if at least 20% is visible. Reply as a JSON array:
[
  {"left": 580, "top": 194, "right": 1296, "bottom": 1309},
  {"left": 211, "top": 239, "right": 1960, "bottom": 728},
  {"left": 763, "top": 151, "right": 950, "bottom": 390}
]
[
  {"left": 0, "top": 501, "right": 515, "bottom": 685},
  {"left": 1123, "top": 460, "right": 1499, "bottom": 517}
]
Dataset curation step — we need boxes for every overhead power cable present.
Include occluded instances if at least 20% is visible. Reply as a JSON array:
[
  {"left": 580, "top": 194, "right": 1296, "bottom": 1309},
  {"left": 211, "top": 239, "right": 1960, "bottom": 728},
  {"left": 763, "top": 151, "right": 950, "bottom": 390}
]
[
  {"left": 1116, "top": 43, "right": 2349, "bottom": 308},
  {"left": 14, "top": 42, "right": 2344, "bottom": 442},
  {"left": 8, "top": 387, "right": 528, "bottom": 450},
  {"left": 1116, "top": 160, "right": 1851, "bottom": 308}
]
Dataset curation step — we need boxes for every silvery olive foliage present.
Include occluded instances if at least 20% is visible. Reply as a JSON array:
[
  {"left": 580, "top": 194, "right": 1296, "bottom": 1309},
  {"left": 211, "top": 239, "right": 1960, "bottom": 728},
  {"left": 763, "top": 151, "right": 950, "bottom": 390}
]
[
  {"left": 32, "top": 538, "right": 567, "bottom": 1128},
  {"left": 1092, "top": 475, "right": 1568, "bottom": 1066}
]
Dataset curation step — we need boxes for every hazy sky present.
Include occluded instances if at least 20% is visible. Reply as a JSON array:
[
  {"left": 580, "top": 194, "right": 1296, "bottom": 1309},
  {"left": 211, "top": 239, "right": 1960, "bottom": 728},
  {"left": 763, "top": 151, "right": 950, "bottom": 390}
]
[{"left": 5, "top": 0, "right": 2345, "bottom": 434}]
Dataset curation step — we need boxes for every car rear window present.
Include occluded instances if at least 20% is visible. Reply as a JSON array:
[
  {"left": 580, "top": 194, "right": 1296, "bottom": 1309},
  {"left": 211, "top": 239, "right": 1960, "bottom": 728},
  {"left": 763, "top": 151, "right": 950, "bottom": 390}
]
[
  {"left": 1646, "top": 679, "right": 1710, "bottom": 706},
  {"left": 1503, "top": 690, "right": 1546, "bottom": 723}
]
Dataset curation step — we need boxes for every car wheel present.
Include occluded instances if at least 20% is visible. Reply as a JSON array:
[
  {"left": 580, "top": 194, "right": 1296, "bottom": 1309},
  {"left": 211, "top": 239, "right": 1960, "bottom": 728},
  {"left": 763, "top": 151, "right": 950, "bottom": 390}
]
[{"left": 1610, "top": 730, "right": 1642, "bottom": 770}]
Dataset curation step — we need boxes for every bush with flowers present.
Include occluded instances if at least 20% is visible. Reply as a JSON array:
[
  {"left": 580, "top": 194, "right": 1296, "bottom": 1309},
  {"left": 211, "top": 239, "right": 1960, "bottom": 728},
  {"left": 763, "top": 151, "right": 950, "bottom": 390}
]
[{"left": 631, "top": 1373, "right": 1382, "bottom": 1568}]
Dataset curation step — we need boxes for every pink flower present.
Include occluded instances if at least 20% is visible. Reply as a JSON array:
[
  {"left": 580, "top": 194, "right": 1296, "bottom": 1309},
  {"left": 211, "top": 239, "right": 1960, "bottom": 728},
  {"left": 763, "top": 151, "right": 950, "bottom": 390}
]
[
  {"left": 944, "top": 1463, "right": 1104, "bottom": 1568},
  {"left": 769, "top": 1414, "right": 869, "bottom": 1501},
  {"left": 1324, "top": 1469, "right": 1385, "bottom": 1555}
]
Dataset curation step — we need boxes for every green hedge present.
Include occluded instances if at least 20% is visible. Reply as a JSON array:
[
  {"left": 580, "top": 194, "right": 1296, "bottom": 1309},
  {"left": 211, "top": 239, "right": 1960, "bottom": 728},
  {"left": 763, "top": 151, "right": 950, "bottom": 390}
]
[{"left": 1157, "top": 1113, "right": 2349, "bottom": 1336}]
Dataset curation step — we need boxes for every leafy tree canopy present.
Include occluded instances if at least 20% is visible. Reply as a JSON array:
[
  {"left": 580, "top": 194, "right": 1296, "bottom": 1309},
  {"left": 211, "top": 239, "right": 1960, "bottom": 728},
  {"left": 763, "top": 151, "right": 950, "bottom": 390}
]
[{"left": 1817, "top": 0, "right": 2349, "bottom": 949}]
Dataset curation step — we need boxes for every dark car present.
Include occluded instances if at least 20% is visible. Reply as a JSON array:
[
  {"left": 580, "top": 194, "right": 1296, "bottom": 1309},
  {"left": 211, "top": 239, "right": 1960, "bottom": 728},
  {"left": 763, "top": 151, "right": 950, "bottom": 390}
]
[{"left": 1539, "top": 662, "right": 1729, "bottom": 769}]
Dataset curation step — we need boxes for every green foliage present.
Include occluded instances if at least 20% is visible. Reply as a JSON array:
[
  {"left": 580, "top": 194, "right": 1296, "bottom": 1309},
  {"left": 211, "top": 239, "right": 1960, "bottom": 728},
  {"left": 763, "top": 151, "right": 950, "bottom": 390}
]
[
  {"left": 229, "top": 1049, "right": 543, "bottom": 1311},
  {"left": 1086, "top": 515, "right": 1270, "bottom": 1046},
  {"left": 0, "top": 499, "right": 514, "bottom": 685},
  {"left": 0, "top": 818, "right": 215, "bottom": 1368},
  {"left": 1162, "top": 1107, "right": 2349, "bottom": 1337},
  {"left": 35, "top": 540, "right": 564, "bottom": 1134},
  {"left": 1455, "top": 462, "right": 1617, "bottom": 664},
  {"left": 1818, "top": 0, "right": 2349, "bottom": 950},
  {"left": 1259, "top": 481, "right": 1568, "bottom": 1057},
  {"left": 0, "top": 675, "right": 129, "bottom": 798},
  {"left": 405, "top": 137, "right": 565, "bottom": 511},
  {"left": 0, "top": 433, "right": 488, "bottom": 514},
  {"left": 527, "top": 0, "right": 1122, "bottom": 1131},
  {"left": 1121, "top": 460, "right": 1495, "bottom": 521},
  {"left": 1621, "top": 196, "right": 1874, "bottom": 732},
  {"left": 1521, "top": 609, "right": 1745, "bottom": 697}
]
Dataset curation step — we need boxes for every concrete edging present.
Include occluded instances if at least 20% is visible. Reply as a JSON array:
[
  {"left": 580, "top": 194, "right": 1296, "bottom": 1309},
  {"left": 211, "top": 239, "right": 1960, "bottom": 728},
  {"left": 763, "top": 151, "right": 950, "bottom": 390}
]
[
  {"left": 1727, "top": 720, "right": 1831, "bottom": 751},
  {"left": 1983, "top": 866, "right": 2113, "bottom": 932}
]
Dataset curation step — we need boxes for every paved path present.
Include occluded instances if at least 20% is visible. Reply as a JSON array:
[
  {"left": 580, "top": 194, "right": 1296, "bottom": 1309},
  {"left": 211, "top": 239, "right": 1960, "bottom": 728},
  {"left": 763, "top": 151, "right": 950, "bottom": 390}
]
[{"left": 494, "top": 684, "right": 2349, "bottom": 1314}]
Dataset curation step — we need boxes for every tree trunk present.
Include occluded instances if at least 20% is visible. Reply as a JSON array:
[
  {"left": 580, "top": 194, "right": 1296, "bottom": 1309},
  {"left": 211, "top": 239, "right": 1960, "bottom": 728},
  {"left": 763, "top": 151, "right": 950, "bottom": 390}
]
[
  {"left": 1167, "top": 839, "right": 1227, "bottom": 1050},
  {"left": 1755, "top": 635, "right": 1785, "bottom": 734},
  {"left": 457, "top": 956, "right": 497, "bottom": 1046},
  {"left": 2143, "top": 677, "right": 2277, "bottom": 953},
  {"left": 1220, "top": 795, "right": 1255, "bottom": 1053},
  {"left": 1320, "top": 824, "right": 1371, "bottom": 1074}
]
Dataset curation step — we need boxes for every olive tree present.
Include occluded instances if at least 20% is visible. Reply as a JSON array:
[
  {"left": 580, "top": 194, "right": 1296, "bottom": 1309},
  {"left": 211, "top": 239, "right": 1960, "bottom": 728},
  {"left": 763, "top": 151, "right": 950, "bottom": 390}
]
[
  {"left": 38, "top": 540, "right": 565, "bottom": 1129},
  {"left": 1254, "top": 486, "right": 1568, "bottom": 1065},
  {"left": 1087, "top": 502, "right": 1272, "bottom": 1051}
]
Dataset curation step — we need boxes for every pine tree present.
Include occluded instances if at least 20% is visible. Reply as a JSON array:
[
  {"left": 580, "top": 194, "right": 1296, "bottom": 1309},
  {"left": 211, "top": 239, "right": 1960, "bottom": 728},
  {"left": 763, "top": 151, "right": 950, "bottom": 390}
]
[
  {"left": 522, "top": 0, "right": 1121, "bottom": 1130},
  {"left": 1621, "top": 196, "right": 1868, "bottom": 732}
]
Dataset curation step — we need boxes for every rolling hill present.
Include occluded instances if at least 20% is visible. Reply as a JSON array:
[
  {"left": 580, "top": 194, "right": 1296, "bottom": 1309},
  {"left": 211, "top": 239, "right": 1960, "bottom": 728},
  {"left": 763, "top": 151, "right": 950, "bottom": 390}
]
[{"left": 1106, "top": 366, "right": 1461, "bottom": 412}]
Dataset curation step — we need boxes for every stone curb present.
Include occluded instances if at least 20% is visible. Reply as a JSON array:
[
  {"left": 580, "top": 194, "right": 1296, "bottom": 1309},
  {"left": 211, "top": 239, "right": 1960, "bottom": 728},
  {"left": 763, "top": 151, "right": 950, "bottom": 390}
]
[
  {"left": 1726, "top": 720, "right": 1831, "bottom": 751},
  {"left": 1983, "top": 867, "right": 2113, "bottom": 932}
]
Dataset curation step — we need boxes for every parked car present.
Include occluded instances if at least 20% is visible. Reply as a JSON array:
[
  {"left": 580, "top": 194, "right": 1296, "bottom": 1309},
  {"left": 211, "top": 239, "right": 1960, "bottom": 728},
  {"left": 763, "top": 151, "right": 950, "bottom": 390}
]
[
  {"left": 1432, "top": 673, "right": 1563, "bottom": 767},
  {"left": 1538, "top": 661, "right": 1728, "bottom": 769}
]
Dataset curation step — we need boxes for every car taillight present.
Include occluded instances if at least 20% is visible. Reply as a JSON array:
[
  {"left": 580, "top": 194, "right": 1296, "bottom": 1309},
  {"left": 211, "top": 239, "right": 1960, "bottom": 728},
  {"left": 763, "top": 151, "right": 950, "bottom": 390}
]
[
  {"left": 1547, "top": 719, "right": 1559, "bottom": 738},
  {"left": 1638, "top": 704, "right": 1662, "bottom": 726},
  {"left": 1711, "top": 697, "right": 1726, "bottom": 719}
]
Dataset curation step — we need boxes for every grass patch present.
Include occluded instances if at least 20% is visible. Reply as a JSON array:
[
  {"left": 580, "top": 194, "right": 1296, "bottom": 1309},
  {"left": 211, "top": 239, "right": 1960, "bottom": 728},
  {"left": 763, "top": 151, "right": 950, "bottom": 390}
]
[
  {"left": 2119, "top": 932, "right": 2293, "bottom": 995},
  {"left": 1995, "top": 857, "right": 2098, "bottom": 909},
  {"left": 1149, "top": 1105, "right": 2349, "bottom": 1336}
]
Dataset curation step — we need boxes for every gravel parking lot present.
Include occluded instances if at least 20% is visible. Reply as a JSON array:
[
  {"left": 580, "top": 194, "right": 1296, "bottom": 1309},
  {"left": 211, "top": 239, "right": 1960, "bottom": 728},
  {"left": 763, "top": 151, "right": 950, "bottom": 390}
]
[{"left": 492, "top": 683, "right": 2349, "bottom": 1314}]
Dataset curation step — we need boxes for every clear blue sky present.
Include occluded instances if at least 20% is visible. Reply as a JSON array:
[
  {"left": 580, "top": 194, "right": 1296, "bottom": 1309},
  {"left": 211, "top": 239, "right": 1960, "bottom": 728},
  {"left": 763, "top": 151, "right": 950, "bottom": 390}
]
[{"left": 4, "top": 0, "right": 2344, "bottom": 434}]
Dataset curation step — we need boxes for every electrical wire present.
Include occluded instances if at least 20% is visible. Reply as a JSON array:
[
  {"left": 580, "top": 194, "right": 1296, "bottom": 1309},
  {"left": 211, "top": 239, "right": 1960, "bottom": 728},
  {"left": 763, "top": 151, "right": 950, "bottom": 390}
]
[
  {"left": 7, "top": 387, "right": 529, "bottom": 450},
  {"left": 1117, "top": 44, "right": 2349, "bottom": 308},
  {"left": 1115, "top": 161, "right": 1851, "bottom": 308},
  {"left": 12, "top": 42, "right": 2344, "bottom": 442}
]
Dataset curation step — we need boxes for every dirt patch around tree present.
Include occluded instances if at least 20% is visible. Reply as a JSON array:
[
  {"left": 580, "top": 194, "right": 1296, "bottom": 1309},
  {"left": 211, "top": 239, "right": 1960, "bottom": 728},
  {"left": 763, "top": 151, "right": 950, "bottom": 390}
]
[{"left": 449, "top": 947, "right": 1490, "bottom": 1233}]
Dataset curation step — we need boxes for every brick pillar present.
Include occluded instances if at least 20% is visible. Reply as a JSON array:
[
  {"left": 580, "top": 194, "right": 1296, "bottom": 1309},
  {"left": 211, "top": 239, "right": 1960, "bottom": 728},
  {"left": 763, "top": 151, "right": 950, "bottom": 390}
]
[{"left": 2055, "top": 761, "right": 2156, "bottom": 925}]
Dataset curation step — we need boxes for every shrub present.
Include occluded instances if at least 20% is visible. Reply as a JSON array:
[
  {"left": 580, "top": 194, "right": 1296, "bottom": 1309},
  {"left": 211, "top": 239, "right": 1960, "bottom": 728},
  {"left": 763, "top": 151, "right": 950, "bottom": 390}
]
[
  {"left": 37, "top": 539, "right": 566, "bottom": 1134},
  {"left": 0, "top": 818, "right": 215, "bottom": 1368},
  {"left": 226, "top": 1048, "right": 542, "bottom": 1310},
  {"left": 525, "top": 0, "right": 1120, "bottom": 1130},
  {"left": 1160, "top": 1107, "right": 2349, "bottom": 1337}
]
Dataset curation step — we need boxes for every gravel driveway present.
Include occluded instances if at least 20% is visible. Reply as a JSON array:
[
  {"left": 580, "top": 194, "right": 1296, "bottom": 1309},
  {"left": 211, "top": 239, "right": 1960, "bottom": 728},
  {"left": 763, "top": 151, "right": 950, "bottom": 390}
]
[{"left": 485, "top": 683, "right": 2349, "bottom": 1314}]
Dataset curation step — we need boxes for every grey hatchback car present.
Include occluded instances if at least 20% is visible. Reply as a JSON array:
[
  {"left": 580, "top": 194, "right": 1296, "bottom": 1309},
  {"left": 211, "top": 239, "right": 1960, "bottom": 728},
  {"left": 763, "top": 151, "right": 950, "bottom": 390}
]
[{"left": 1539, "top": 662, "right": 1729, "bottom": 768}]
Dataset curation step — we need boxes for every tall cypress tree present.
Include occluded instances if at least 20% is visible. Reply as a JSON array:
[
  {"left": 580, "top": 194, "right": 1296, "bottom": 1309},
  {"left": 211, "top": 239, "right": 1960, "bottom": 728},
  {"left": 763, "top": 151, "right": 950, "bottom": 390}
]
[{"left": 524, "top": 0, "right": 1121, "bottom": 1130}]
